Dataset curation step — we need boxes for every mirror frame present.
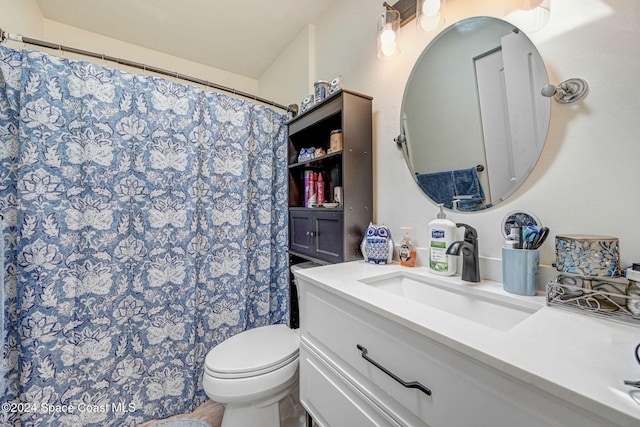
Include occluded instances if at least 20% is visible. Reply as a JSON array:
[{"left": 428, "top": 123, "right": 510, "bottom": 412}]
[{"left": 399, "top": 16, "right": 550, "bottom": 212}]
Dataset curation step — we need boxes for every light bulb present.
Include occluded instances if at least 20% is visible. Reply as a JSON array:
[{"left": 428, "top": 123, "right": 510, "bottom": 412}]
[
  {"left": 380, "top": 40, "right": 397, "bottom": 56},
  {"left": 419, "top": 15, "right": 440, "bottom": 32},
  {"left": 422, "top": 0, "right": 441, "bottom": 17},
  {"left": 380, "top": 27, "right": 396, "bottom": 45},
  {"left": 504, "top": 0, "right": 550, "bottom": 33}
]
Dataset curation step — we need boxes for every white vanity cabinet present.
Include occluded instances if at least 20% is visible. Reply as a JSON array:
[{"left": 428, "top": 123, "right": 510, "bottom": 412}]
[{"left": 297, "top": 278, "right": 615, "bottom": 427}]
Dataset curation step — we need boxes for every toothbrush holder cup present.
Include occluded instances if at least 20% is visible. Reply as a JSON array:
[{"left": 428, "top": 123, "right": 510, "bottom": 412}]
[{"left": 502, "top": 248, "right": 540, "bottom": 296}]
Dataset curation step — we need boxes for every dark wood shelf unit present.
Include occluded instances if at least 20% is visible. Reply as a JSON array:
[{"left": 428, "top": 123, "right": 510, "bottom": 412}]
[{"left": 287, "top": 90, "right": 373, "bottom": 264}]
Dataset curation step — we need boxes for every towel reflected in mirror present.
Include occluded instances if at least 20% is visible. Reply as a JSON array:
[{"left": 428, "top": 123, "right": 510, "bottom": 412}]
[{"left": 416, "top": 167, "right": 490, "bottom": 211}]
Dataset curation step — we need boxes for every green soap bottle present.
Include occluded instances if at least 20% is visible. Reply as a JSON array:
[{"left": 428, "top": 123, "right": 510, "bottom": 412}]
[{"left": 428, "top": 204, "right": 457, "bottom": 276}]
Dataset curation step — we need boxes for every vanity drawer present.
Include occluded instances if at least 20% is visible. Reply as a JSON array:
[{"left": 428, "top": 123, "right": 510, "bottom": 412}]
[
  {"left": 300, "top": 283, "right": 608, "bottom": 427},
  {"left": 300, "top": 342, "right": 401, "bottom": 427}
]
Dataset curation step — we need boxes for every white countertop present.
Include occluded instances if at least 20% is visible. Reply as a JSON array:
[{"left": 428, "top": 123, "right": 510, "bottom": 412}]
[{"left": 294, "top": 261, "right": 640, "bottom": 426}]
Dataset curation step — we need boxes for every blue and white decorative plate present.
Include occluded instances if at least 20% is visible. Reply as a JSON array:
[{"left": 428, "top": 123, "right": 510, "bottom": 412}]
[{"left": 501, "top": 210, "right": 541, "bottom": 239}]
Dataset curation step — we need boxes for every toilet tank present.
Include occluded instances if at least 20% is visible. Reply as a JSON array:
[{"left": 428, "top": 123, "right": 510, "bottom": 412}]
[{"left": 289, "top": 261, "right": 321, "bottom": 328}]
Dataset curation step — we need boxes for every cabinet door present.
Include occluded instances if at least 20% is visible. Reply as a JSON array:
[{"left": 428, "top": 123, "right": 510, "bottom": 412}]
[
  {"left": 314, "top": 211, "right": 343, "bottom": 263},
  {"left": 290, "top": 210, "right": 313, "bottom": 256}
]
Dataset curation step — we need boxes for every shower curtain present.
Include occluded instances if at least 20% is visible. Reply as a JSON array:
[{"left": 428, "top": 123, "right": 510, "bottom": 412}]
[{"left": 0, "top": 46, "right": 289, "bottom": 426}]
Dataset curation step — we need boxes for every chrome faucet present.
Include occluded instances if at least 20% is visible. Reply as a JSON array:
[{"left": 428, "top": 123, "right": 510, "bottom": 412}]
[{"left": 446, "top": 223, "right": 480, "bottom": 282}]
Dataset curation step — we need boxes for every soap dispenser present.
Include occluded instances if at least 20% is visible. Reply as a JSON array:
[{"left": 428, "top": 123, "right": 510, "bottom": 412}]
[
  {"left": 399, "top": 227, "right": 416, "bottom": 267},
  {"left": 428, "top": 204, "right": 457, "bottom": 276}
]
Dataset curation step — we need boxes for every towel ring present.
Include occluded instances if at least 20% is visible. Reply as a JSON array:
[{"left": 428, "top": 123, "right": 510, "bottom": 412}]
[{"left": 541, "top": 78, "right": 589, "bottom": 104}]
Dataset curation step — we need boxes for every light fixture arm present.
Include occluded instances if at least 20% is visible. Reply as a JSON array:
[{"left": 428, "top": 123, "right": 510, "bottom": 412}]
[
  {"left": 541, "top": 78, "right": 589, "bottom": 104},
  {"left": 383, "top": 2, "right": 397, "bottom": 11}
]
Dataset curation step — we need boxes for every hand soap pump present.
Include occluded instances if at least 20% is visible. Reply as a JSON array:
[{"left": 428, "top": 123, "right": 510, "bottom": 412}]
[
  {"left": 428, "top": 204, "right": 457, "bottom": 276},
  {"left": 399, "top": 227, "right": 416, "bottom": 267}
]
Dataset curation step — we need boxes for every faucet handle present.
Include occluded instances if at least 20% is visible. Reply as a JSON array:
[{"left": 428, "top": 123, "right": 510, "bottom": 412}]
[{"left": 455, "top": 223, "right": 478, "bottom": 242}]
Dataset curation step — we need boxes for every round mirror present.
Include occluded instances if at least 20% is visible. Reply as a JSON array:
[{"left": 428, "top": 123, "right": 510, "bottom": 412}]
[{"left": 399, "top": 16, "right": 550, "bottom": 211}]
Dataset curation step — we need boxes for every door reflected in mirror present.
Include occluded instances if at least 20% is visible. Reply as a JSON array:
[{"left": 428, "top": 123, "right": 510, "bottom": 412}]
[{"left": 399, "top": 16, "right": 550, "bottom": 211}]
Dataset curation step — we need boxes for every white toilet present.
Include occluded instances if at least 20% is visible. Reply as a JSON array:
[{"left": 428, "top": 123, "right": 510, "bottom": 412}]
[
  {"left": 203, "top": 324, "right": 305, "bottom": 427},
  {"left": 203, "top": 262, "right": 319, "bottom": 427}
]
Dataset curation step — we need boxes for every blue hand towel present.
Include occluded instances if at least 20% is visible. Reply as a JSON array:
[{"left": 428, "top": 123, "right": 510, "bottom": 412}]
[{"left": 416, "top": 167, "right": 485, "bottom": 210}]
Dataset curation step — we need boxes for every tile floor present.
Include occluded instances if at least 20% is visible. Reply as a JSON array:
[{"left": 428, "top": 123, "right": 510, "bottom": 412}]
[{"left": 137, "top": 400, "right": 224, "bottom": 427}]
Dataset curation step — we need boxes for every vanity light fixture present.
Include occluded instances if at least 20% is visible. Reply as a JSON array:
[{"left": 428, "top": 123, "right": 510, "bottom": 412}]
[
  {"left": 377, "top": 0, "right": 445, "bottom": 60},
  {"left": 541, "top": 78, "right": 589, "bottom": 104},
  {"left": 377, "top": 4, "right": 401, "bottom": 59}
]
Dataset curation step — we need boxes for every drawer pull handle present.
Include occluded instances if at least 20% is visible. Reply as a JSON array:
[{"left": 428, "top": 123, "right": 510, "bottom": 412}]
[{"left": 356, "top": 344, "right": 432, "bottom": 396}]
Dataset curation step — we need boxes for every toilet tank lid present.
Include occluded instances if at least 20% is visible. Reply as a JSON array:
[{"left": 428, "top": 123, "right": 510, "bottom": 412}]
[
  {"left": 290, "top": 261, "right": 321, "bottom": 273},
  {"left": 205, "top": 324, "right": 299, "bottom": 375}
]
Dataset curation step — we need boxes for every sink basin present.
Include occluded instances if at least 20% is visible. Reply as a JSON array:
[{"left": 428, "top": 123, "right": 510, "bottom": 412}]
[{"left": 359, "top": 272, "right": 541, "bottom": 331}]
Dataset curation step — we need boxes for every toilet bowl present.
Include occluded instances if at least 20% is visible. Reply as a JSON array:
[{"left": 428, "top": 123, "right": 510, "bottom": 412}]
[{"left": 203, "top": 324, "right": 305, "bottom": 427}]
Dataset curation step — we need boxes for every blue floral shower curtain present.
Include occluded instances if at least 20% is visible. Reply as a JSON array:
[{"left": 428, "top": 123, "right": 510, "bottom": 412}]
[{"left": 0, "top": 46, "right": 289, "bottom": 426}]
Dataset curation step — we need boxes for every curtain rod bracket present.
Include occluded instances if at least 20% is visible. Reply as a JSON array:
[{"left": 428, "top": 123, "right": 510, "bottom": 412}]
[{"left": 3, "top": 31, "right": 23, "bottom": 43}]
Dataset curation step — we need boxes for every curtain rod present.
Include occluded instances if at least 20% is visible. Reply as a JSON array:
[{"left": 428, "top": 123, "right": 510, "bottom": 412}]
[{"left": 0, "top": 28, "right": 298, "bottom": 114}]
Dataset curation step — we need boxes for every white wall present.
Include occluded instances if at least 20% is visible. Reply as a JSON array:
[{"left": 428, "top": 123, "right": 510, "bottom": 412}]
[
  {"left": 259, "top": 25, "right": 313, "bottom": 108},
  {"left": 1, "top": 0, "right": 43, "bottom": 37},
  {"left": 0, "top": 0, "right": 258, "bottom": 95},
  {"left": 262, "top": 0, "right": 640, "bottom": 270}
]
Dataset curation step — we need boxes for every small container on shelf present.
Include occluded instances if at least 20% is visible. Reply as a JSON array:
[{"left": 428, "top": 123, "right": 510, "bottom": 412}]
[
  {"left": 329, "top": 129, "right": 343, "bottom": 153},
  {"left": 328, "top": 75, "right": 344, "bottom": 96},
  {"left": 307, "top": 172, "right": 317, "bottom": 207},
  {"left": 303, "top": 170, "right": 312, "bottom": 208},
  {"left": 298, "top": 147, "right": 315, "bottom": 163},
  {"left": 317, "top": 173, "right": 326, "bottom": 205},
  {"left": 314, "top": 80, "right": 330, "bottom": 104},
  {"left": 300, "top": 94, "right": 315, "bottom": 113},
  {"left": 333, "top": 186, "right": 343, "bottom": 205}
]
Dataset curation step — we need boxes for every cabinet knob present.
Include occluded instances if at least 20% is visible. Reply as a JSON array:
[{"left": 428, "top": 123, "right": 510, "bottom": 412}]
[{"left": 307, "top": 231, "right": 317, "bottom": 237}]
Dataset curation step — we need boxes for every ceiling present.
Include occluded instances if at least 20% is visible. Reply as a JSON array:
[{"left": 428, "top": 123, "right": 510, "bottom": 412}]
[{"left": 34, "top": 0, "right": 339, "bottom": 79}]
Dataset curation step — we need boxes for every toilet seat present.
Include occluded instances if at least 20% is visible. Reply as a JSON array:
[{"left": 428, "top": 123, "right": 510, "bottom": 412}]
[{"left": 205, "top": 324, "right": 299, "bottom": 379}]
